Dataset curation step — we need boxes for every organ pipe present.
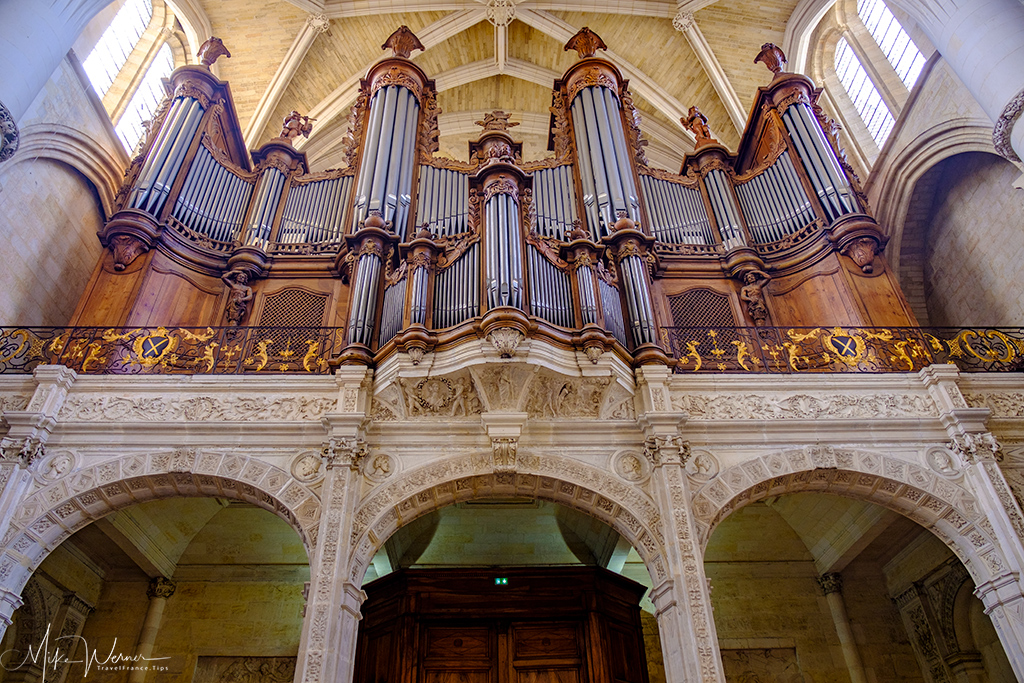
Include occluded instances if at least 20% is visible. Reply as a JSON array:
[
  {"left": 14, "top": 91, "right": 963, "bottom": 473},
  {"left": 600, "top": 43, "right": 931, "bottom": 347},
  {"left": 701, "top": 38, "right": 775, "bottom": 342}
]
[{"left": 781, "top": 102, "right": 856, "bottom": 222}]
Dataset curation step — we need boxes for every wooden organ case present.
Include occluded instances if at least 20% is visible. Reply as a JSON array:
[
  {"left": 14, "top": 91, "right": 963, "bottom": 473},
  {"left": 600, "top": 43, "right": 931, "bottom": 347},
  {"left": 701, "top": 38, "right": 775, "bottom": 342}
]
[
  {"left": 354, "top": 568, "right": 650, "bottom": 683},
  {"left": 71, "top": 28, "right": 918, "bottom": 373}
]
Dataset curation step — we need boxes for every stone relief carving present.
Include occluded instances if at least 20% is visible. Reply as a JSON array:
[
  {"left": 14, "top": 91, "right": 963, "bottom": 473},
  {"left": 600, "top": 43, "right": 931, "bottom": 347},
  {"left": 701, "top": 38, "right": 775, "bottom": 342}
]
[
  {"left": 925, "top": 446, "right": 961, "bottom": 478},
  {"left": 685, "top": 449, "right": 719, "bottom": 483},
  {"left": 193, "top": 656, "right": 296, "bottom": 683},
  {"left": 472, "top": 365, "right": 534, "bottom": 412},
  {"left": 398, "top": 376, "right": 482, "bottom": 418},
  {"left": 59, "top": 395, "right": 337, "bottom": 422},
  {"left": 671, "top": 391, "right": 937, "bottom": 420},
  {"left": 292, "top": 451, "right": 325, "bottom": 484},
  {"left": 487, "top": 328, "right": 523, "bottom": 357},
  {"left": 525, "top": 374, "right": 609, "bottom": 419},
  {"left": 963, "top": 391, "right": 1024, "bottom": 417},
  {"left": 948, "top": 431, "right": 1000, "bottom": 465},
  {"left": 0, "top": 394, "right": 30, "bottom": 413},
  {"left": 363, "top": 452, "right": 395, "bottom": 483},
  {"left": 37, "top": 450, "right": 76, "bottom": 482},
  {"left": 612, "top": 449, "right": 649, "bottom": 483}
]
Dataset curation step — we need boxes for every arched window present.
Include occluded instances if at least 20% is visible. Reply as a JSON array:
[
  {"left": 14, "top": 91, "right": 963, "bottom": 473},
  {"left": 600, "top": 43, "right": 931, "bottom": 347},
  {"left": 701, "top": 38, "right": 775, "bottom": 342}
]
[
  {"left": 78, "top": 0, "right": 186, "bottom": 152},
  {"left": 811, "top": 0, "right": 931, "bottom": 169},
  {"left": 115, "top": 43, "right": 174, "bottom": 150},
  {"left": 857, "top": 0, "right": 925, "bottom": 89},
  {"left": 834, "top": 37, "right": 895, "bottom": 145},
  {"left": 82, "top": 0, "right": 154, "bottom": 97}
]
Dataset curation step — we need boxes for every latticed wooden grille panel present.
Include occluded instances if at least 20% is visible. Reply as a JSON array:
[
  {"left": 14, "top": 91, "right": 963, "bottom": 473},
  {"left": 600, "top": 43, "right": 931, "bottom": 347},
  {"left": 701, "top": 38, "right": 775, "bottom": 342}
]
[
  {"left": 668, "top": 289, "right": 736, "bottom": 327},
  {"left": 258, "top": 288, "right": 329, "bottom": 328}
]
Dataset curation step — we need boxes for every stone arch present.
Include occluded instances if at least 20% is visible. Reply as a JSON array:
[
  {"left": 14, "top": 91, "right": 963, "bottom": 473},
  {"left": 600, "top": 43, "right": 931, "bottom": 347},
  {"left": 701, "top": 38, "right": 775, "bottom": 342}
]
[
  {"left": 345, "top": 452, "right": 666, "bottom": 587},
  {"left": 869, "top": 119, "right": 996, "bottom": 278},
  {"left": 0, "top": 450, "right": 321, "bottom": 599},
  {"left": 8, "top": 124, "right": 127, "bottom": 218},
  {"left": 690, "top": 446, "right": 1006, "bottom": 588}
]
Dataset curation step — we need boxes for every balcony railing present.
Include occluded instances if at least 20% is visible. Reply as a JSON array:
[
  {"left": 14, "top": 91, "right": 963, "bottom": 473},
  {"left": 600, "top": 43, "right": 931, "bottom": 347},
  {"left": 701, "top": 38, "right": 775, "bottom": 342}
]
[
  {"left": 0, "top": 326, "right": 1020, "bottom": 375},
  {"left": 664, "top": 326, "right": 1024, "bottom": 373}
]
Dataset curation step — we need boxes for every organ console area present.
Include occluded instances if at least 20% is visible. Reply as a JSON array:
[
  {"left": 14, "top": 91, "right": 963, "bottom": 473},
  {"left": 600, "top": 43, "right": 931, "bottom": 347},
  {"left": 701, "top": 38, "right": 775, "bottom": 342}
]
[{"left": 72, "top": 26, "right": 916, "bottom": 371}]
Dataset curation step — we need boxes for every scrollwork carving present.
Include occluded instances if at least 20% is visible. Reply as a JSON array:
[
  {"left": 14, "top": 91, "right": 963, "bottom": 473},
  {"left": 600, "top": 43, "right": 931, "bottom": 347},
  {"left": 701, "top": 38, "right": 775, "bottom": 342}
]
[
  {"left": 173, "top": 79, "right": 211, "bottom": 109},
  {"left": 948, "top": 431, "right": 1001, "bottom": 465}
]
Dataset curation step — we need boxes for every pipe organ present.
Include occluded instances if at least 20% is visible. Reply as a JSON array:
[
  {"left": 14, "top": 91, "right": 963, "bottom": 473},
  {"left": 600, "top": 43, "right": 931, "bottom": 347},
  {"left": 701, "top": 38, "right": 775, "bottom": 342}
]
[{"left": 77, "top": 29, "right": 916, "bottom": 372}]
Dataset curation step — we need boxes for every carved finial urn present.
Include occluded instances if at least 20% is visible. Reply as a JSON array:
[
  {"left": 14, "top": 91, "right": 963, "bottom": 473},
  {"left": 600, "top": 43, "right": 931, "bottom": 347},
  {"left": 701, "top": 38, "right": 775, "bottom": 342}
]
[
  {"left": 564, "top": 27, "right": 608, "bottom": 60},
  {"left": 382, "top": 26, "right": 425, "bottom": 59},
  {"left": 197, "top": 37, "right": 231, "bottom": 67},
  {"left": 754, "top": 43, "right": 788, "bottom": 75}
]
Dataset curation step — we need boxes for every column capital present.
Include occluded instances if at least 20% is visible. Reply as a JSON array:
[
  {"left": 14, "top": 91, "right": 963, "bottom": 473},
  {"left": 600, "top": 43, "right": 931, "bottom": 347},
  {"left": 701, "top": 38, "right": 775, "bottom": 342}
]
[{"left": 147, "top": 577, "right": 176, "bottom": 600}]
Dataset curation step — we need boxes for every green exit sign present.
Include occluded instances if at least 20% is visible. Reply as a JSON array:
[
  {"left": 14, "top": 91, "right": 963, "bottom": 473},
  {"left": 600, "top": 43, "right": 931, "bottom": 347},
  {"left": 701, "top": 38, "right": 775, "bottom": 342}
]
[{"left": 494, "top": 577, "right": 509, "bottom": 586}]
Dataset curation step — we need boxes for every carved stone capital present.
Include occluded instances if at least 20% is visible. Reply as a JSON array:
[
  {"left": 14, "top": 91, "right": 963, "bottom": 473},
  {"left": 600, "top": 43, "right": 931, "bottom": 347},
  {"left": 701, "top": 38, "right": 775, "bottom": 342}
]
[
  {"left": 643, "top": 435, "right": 690, "bottom": 467},
  {"left": 322, "top": 437, "right": 368, "bottom": 470},
  {"left": 62, "top": 593, "right": 94, "bottom": 616},
  {"left": 0, "top": 433, "right": 46, "bottom": 466},
  {"left": 147, "top": 577, "right": 176, "bottom": 600},
  {"left": 949, "top": 431, "right": 1001, "bottom": 465},
  {"left": 0, "top": 99, "right": 20, "bottom": 163},
  {"left": 818, "top": 572, "right": 843, "bottom": 595}
]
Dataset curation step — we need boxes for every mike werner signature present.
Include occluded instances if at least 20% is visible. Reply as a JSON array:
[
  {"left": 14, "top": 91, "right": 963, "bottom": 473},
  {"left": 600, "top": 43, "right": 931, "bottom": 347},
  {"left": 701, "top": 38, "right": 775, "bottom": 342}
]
[{"left": 0, "top": 623, "right": 170, "bottom": 680}]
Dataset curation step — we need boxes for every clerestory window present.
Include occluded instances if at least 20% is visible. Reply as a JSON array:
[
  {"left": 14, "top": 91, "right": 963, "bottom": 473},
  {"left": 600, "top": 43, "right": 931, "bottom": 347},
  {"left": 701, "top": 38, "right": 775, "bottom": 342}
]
[
  {"left": 834, "top": 37, "right": 895, "bottom": 145},
  {"left": 82, "top": 0, "right": 153, "bottom": 97}
]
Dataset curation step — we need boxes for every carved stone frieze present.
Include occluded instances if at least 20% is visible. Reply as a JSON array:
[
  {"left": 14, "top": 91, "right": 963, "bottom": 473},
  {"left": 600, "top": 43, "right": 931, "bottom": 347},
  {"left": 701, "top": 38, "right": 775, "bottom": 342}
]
[
  {"left": 962, "top": 391, "right": 1024, "bottom": 417},
  {"left": 398, "top": 375, "right": 482, "bottom": 418},
  {"left": 993, "top": 86, "right": 1024, "bottom": 163},
  {"left": 671, "top": 391, "right": 937, "bottom": 420},
  {"left": 525, "top": 374, "right": 609, "bottom": 419},
  {"left": 59, "top": 394, "right": 337, "bottom": 422}
]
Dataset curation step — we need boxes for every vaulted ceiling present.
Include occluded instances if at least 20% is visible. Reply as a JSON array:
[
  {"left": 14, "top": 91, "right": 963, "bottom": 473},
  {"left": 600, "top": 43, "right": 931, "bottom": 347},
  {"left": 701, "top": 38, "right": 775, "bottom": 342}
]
[{"left": 195, "top": 0, "right": 807, "bottom": 172}]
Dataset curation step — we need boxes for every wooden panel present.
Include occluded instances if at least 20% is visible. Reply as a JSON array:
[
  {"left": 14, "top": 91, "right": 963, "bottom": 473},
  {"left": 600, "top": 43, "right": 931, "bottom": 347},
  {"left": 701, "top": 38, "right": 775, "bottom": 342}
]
[
  {"left": 70, "top": 251, "right": 150, "bottom": 327},
  {"left": 126, "top": 253, "right": 223, "bottom": 327},
  {"left": 767, "top": 255, "right": 862, "bottom": 327},
  {"left": 515, "top": 668, "right": 580, "bottom": 683},
  {"left": 512, "top": 624, "right": 580, "bottom": 661},
  {"left": 425, "top": 627, "right": 492, "bottom": 660},
  {"left": 424, "top": 671, "right": 493, "bottom": 683},
  {"left": 606, "top": 624, "right": 643, "bottom": 683},
  {"left": 840, "top": 260, "right": 918, "bottom": 327}
]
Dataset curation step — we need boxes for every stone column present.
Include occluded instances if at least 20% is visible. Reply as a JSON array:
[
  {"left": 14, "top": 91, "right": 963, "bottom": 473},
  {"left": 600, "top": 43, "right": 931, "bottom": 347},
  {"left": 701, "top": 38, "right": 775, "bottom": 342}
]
[
  {"left": 294, "top": 367, "right": 373, "bottom": 683},
  {"left": 889, "top": 0, "right": 1024, "bottom": 163},
  {"left": 637, "top": 365, "right": 725, "bottom": 683},
  {"left": 0, "top": 0, "right": 109, "bottom": 162},
  {"left": 0, "top": 366, "right": 78, "bottom": 637},
  {"left": 817, "top": 573, "right": 868, "bottom": 683},
  {"left": 919, "top": 364, "right": 1024, "bottom": 679},
  {"left": 128, "top": 577, "right": 175, "bottom": 683}
]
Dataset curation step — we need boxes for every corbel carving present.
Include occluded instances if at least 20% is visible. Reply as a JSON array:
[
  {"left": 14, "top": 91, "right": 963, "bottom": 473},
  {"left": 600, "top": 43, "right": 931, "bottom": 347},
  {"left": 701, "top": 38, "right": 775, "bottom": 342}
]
[
  {"left": 147, "top": 577, "right": 177, "bottom": 600},
  {"left": 817, "top": 572, "right": 843, "bottom": 595},
  {"left": 488, "top": 328, "right": 524, "bottom": 358},
  {"left": 322, "top": 437, "right": 368, "bottom": 470},
  {"left": 841, "top": 236, "right": 879, "bottom": 273},
  {"left": 110, "top": 234, "right": 149, "bottom": 271}
]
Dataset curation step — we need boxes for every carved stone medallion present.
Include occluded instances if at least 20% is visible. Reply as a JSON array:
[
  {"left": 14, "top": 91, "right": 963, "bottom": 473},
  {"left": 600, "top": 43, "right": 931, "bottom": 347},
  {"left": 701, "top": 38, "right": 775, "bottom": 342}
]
[
  {"left": 613, "top": 449, "right": 649, "bottom": 483},
  {"left": 685, "top": 449, "right": 719, "bottom": 483},
  {"left": 925, "top": 446, "right": 960, "bottom": 478},
  {"left": 38, "top": 450, "right": 76, "bottom": 482},
  {"left": 292, "top": 450, "right": 325, "bottom": 484},
  {"left": 363, "top": 452, "right": 395, "bottom": 483}
]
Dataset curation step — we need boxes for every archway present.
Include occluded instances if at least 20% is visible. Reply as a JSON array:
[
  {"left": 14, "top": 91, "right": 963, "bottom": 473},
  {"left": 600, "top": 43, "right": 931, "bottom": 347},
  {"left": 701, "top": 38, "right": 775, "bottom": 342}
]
[
  {"left": 691, "top": 446, "right": 1019, "bottom": 681},
  {"left": 0, "top": 452, "right": 320, "bottom": 683}
]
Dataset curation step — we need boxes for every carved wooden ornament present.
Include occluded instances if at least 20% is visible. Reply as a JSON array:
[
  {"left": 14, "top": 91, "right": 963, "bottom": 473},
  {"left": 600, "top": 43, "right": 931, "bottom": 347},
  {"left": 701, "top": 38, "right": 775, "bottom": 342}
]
[
  {"left": 382, "top": 26, "right": 425, "bottom": 59},
  {"left": 564, "top": 27, "right": 607, "bottom": 60},
  {"left": 110, "top": 235, "right": 148, "bottom": 271},
  {"left": 197, "top": 37, "right": 231, "bottom": 67},
  {"left": 754, "top": 43, "right": 787, "bottom": 75}
]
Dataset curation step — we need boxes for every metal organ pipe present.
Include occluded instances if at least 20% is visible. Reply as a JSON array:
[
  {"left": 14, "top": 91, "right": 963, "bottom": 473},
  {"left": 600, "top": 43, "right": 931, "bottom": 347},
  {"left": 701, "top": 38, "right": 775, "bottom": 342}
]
[
  {"left": 781, "top": 103, "right": 855, "bottom": 221},
  {"left": 132, "top": 97, "right": 205, "bottom": 216},
  {"left": 570, "top": 102, "right": 603, "bottom": 240},
  {"left": 704, "top": 169, "right": 745, "bottom": 248}
]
